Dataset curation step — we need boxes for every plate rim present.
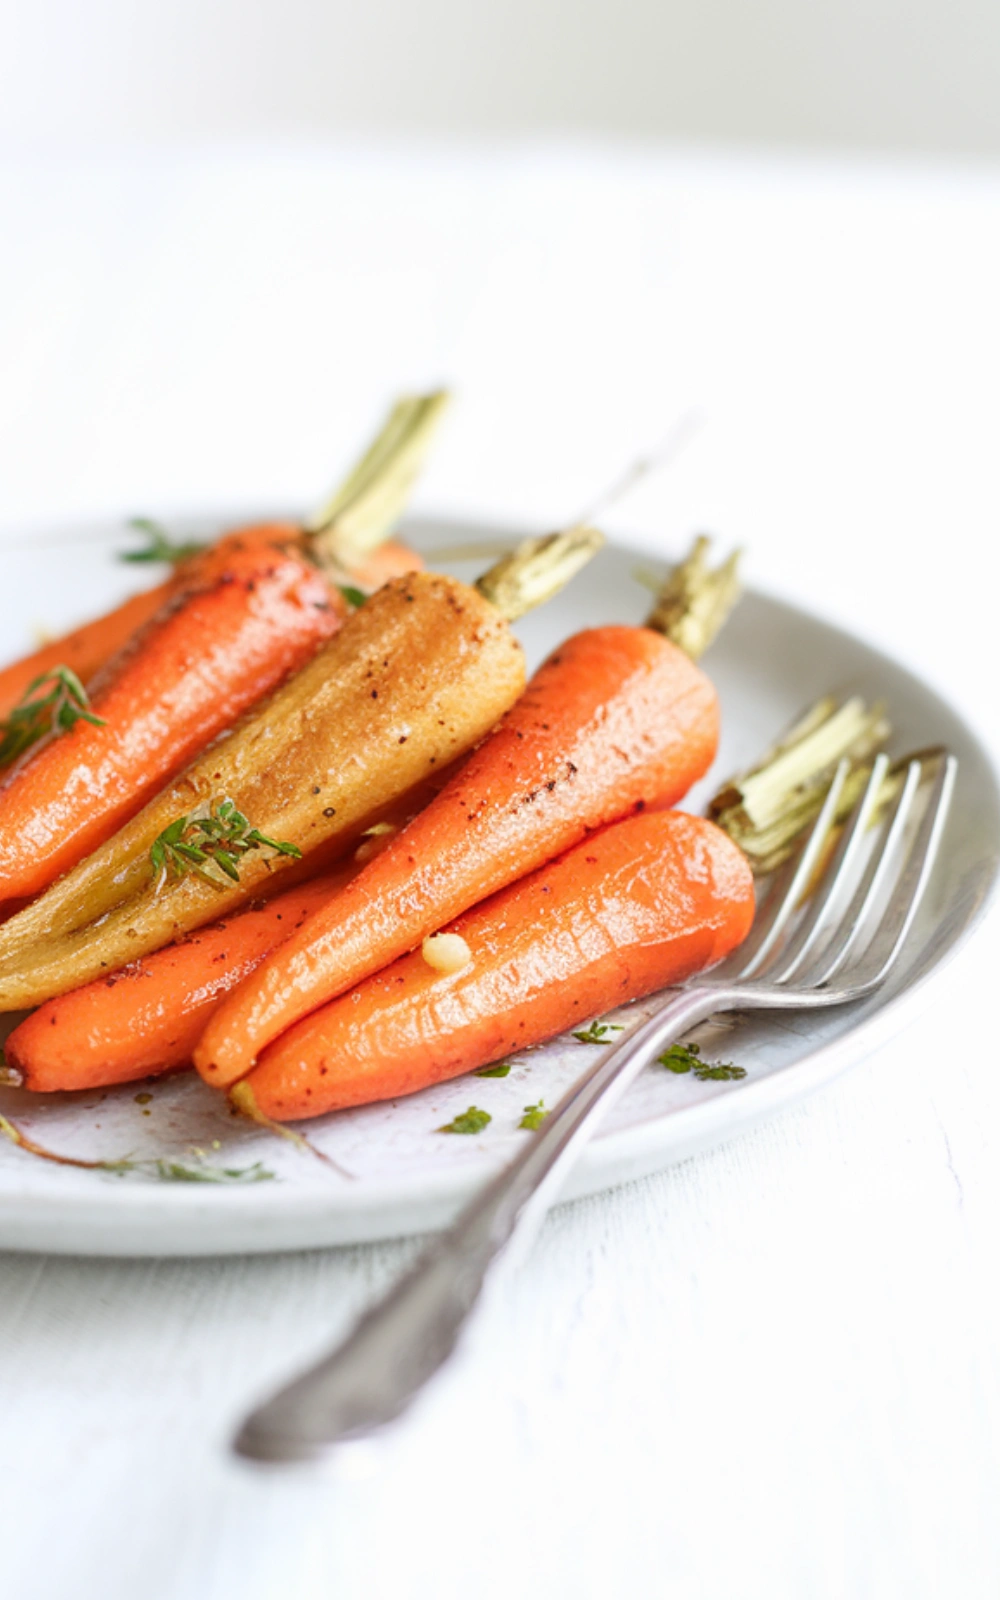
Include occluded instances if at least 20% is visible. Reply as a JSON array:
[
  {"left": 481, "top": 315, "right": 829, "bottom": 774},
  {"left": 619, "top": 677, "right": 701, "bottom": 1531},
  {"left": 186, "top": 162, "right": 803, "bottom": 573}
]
[{"left": 0, "top": 514, "right": 997, "bottom": 1255}]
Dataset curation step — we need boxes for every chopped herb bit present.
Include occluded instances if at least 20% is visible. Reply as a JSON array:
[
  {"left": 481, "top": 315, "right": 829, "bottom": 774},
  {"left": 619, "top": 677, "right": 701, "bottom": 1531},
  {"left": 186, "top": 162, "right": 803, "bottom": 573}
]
[
  {"left": 338, "top": 584, "right": 368, "bottom": 610},
  {"left": 475, "top": 1062, "right": 512, "bottom": 1078},
  {"left": 439, "top": 1106, "right": 492, "bottom": 1135},
  {"left": 149, "top": 798, "right": 301, "bottom": 889},
  {"left": 519, "top": 1101, "right": 548, "bottom": 1131},
  {"left": 0, "top": 666, "right": 106, "bottom": 767},
  {"left": 657, "top": 1042, "right": 702, "bottom": 1073},
  {"left": 120, "top": 517, "right": 206, "bottom": 565},
  {"left": 109, "top": 1156, "right": 275, "bottom": 1183},
  {"left": 572, "top": 1018, "right": 625, "bottom": 1045},
  {"left": 657, "top": 1042, "right": 746, "bottom": 1082}
]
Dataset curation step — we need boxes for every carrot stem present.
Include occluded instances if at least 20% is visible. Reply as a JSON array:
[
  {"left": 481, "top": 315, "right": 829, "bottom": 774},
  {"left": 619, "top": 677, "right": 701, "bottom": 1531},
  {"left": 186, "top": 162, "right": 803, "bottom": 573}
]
[
  {"left": 644, "top": 534, "right": 742, "bottom": 659},
  {"left": 305, "top": 391, "right": 452, "bottom": 566},
  {"left": 708, "top": 694, "right": 893, "bottom": 873},
  {"left": 473, "top": 525, "right": 605, "bottom": 620}
]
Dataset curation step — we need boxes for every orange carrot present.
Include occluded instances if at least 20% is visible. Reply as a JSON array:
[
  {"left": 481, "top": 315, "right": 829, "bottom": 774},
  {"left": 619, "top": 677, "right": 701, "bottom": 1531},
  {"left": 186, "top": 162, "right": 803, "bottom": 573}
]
[
  {"left": 1, "top": 867, "right": 358, "bottom": 1093},
  {"left": 195, "top": 623, "right": 719, "bottom": 1087},
  {"left": 241, "top": 811, "right": 753, "bottom": 1121},
  {"left": 0, "top": 522, "right": 304, "bottom": 725},
  {"left": 348, "top": 538, "right": 423, "bottom": 588},
  {"left": 0, "top": 386, "right": 448, "bottom": 725},
  {"left": 0, "top": 519, "right": 423, "bottom": 727},
  {"left": 0, "top": 580, "right": 176, "bottom": 721},
  {"left": 0, "top": 537, "right": 344, "bottom": 904}
]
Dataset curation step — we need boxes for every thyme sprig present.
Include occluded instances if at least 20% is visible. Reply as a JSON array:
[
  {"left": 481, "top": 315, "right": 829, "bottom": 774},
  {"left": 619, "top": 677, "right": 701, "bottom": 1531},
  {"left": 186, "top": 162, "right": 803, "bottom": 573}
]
[
  {"left": 120, "top": 517, "right": 206, "bottom": 565},
  {"left": 0, "top": 1115, "right": 275, "bottom": 1182},
  {"left": 0, "top": 666, "right": 106, "bottom": 767},
  {"left": 149, "top": 798, "right": 302, "bottom": 889}
]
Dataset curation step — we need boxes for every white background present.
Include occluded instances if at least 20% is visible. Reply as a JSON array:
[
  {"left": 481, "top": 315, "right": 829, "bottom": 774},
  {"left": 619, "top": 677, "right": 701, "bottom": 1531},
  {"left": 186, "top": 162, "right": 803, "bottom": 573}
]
[
  {"left": 1, "top": 4, "right": 999, "bottom": 1597},
  {"left": 0, "top": 141, "right": 998, "bottom": 1600},
  {"left": 2, "top": 0, "right": 1000, "bottom": 154}
]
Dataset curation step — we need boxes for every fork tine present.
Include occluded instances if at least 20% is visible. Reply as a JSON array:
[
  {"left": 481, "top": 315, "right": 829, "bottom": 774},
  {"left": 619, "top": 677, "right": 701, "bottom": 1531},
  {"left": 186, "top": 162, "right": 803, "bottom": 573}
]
[
  {"left": 830, "top": 752, "right": 957, "bottom": 992},
  {"left": 794, "top": 755, "right": 925, "bottom": 988},
  {"left": 765, "top": 753, "right": 892, "bottom": 984},
  {"left": 717, "top": 758, "right": 851, "bottom": 981}
]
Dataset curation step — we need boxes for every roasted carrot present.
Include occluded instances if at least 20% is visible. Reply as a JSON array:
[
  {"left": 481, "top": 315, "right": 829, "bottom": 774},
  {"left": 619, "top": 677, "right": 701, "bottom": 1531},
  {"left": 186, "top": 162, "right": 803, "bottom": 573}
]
[
  {"left": 0, "top": 525, "right": 423, "bottom": 732},
  {"left": 1, "top": 867, "right": 361, "bottom": 1093},
  {"left": 0, "top": 525, "right": 423, "bottom": 734},
  {"left": 0, "top": 558, "right": 539, "bottom": 1011},
  {"left": 0, "top": 581, "right": 177, "bottom": 723},
  {"left": 0, "top": 387, "right": 449, "bottom": 724},
  {"left": 0, "top": 524, "right": 308, "bottom": 728},
  {"left": 0, "top": 537, "right": 343, "bottom": 905},
  {"left": 239, "top": 810, "right": 754, "bottom": 1121},
  {"left": 195, "top": 616, "right": 720, "bottom": 1087}
]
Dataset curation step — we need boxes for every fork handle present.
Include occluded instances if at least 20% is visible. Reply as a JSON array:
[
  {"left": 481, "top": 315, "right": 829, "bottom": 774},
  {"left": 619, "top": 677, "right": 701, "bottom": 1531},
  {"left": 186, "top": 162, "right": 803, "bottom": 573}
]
[{"left": 235, "top": 985, "right": 728, "bottom": 1464}]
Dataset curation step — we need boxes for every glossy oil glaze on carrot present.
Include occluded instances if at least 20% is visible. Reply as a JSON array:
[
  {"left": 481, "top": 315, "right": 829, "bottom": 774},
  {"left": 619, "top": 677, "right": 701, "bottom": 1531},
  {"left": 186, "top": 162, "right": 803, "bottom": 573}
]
[
  {"left": 242, "top": 810, "right": 753, "bottom": 1120},
  {"left": 196, "top": 623, "right": 719, "bottom": 1087},
  {"left": 0, "top": 538, "right": 343, "bottom": 903}
]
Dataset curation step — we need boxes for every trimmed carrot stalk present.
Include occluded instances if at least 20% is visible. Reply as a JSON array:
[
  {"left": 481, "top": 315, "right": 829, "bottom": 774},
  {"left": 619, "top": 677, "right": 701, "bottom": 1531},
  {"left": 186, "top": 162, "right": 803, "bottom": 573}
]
[
  {"left": 0, "top": 539, "right": 344, "bottom": 904},
  {"left": 241, "top": 811, "right": 754, "bottom": 1121},
  {"left": 0, "top": 570, "right": 528, "bottom": 1011},
  {"left": 1, "top": 867, "right": 358, "bottom": 1094},
  {"left": 195, "top": 622, "right": 719, "bottom": 1087}
]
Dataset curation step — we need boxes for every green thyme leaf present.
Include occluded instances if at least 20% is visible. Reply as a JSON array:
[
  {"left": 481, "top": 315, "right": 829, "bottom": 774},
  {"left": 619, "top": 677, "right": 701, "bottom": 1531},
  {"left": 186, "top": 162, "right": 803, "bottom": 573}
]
[
  {"left": 338, "top": 584, "right": 368, "bottom": 610},
  {"left": 519, "top": 1101, "right": 548, "bottom": 1131},
  {"left": 657, "top": 1042, "right": 746, "bottom": 1082},
  {"left": 657, "top": 1042, "right": 701, "bottom": 1073},
  {"left": 474, "top": 1062, "right": 512, "bottom": 1078},
  {"left": 572, "top": 1018, "right": 625, "bottom": 1045},
  {"left": 693, "top": 1063, "right": 747, "bottom": 1082},
  {"left": 107, "top": 1156, "right": 275, "bottom": 1183},
  {"left": 438, "top": 1106, "right": 492, "bottom": 1135},
  {"left": 120, "top": 517, "right": 206, "bottom": 565},
  {"left": 149, "top": 798, "right": 302, "bottom": 889},
  {"left": 150, "top": 1158, "right": 275, "bottom": 1183},
  {"left": 0, "top": 666, "right": 106, "bottom": 768}
]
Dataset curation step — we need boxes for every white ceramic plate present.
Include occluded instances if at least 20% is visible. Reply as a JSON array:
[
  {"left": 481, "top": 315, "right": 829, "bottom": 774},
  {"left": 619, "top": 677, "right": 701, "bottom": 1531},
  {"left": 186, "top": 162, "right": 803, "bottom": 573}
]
[{"left": 0, "top": 516, "right": 997, "bottom": 1256}]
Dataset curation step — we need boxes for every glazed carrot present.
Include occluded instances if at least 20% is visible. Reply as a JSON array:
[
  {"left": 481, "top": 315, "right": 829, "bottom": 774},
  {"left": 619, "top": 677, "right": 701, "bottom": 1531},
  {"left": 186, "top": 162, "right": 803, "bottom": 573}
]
[
  {"left": 1, "top": 867, "right": 360, "bottom": 1093},
  {"left": 348, "top": 538, "right": 423, "bottom": 588},
  {"left": 0, "top": 538, "right": 343, "bottom": 904},
  {"left": 240, "top": 810, "right": 754, "bottom": 1121},
  {"left": 0, "top": 580, "right": 175, "bottom": 722},
  {"left": 0, "top": 524, "right": 423, "bottom": 729},
  {"left": 0, "top": 523, "right": 306, "bottom": 727},
  {"left": 0, "top": 563, "right": 534, "bottom": 1011},
  {"left": 0, "top": 384, "right": 449, "bottom": 723},
  {"left": 195, "top": 621, "right": 720, "bottom": 1087}
]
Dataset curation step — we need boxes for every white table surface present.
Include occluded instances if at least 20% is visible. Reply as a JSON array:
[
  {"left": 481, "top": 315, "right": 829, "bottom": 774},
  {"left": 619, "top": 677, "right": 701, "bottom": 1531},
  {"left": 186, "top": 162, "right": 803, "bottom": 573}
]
[{"left": 1, "top": 139, "right": 998, "bottom": 1600}]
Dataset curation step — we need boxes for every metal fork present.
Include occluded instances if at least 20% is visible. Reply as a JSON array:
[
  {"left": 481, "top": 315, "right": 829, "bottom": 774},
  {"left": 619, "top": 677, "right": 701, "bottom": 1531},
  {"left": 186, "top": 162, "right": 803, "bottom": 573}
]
[{"left": 234, "top": 747, "right": 956, "bottom": 1464}]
